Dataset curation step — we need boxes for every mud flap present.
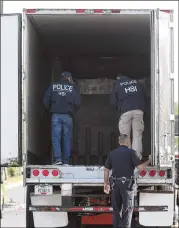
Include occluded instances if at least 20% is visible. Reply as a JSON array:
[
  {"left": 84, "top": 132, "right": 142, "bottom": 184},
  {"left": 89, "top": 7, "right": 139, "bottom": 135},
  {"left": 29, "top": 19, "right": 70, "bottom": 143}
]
[
  {"left": 31, "top": 193, "right": 68, "bottom": 227},
  {"left": 139, "top": 191, "right": 174, "bottom": 227}
]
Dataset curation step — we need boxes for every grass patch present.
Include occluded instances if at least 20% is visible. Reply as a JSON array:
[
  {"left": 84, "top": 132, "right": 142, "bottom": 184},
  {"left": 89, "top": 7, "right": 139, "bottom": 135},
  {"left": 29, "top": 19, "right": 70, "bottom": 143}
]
[{"left": 4, "top": 175, "right": 23, "bottom": 185}]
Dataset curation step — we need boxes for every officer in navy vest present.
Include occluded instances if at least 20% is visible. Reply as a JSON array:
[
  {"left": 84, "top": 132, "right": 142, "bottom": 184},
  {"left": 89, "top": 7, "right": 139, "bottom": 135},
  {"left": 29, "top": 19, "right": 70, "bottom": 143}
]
[
  {"left": 110, "top": 74, "right": 149, "bottom": 159},
  {"left": 43, "top": 71, "right": 81, "bottom": 165}
]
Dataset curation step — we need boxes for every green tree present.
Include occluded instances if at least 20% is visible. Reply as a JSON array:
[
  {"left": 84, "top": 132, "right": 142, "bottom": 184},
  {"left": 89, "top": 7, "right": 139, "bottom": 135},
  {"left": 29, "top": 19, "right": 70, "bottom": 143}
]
[
  {"left": 174, "top": 102, "right": 178, "bottom": 115},
  {"left": 175, "top": 136, "right": 179, "bottom": 150}
]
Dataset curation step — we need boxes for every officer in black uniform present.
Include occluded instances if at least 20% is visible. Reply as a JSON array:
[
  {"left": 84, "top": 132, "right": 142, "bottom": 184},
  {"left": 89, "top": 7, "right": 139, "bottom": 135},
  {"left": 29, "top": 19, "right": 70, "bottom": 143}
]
[
  {"left": 104, "top": 134, "right": 151, "bottom": 228},
  {"left": 43, "top": 71, "right": 81, "bottom": 165}
]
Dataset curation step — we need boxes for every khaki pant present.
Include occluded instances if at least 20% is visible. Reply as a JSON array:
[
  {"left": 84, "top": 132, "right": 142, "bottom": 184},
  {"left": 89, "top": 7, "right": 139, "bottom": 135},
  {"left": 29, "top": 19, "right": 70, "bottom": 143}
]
[{"left": 119, "top": 110, "right": 144, "bottom": 158}]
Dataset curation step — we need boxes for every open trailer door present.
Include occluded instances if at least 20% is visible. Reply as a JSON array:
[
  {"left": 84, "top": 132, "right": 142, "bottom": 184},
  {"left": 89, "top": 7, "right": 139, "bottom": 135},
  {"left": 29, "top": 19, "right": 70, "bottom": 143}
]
[
  {"left": 151, "top": 9, "right": 174, "bottom": 168},
  {"left": 1, "top": 14, "right": 22, "bottom": 166}
]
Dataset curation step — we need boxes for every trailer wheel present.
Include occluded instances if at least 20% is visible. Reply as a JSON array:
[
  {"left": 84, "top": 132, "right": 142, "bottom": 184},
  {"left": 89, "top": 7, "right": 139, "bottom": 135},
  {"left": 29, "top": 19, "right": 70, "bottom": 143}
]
[{"left": 26, "top": 186, "right": 34, "bottom": 228}]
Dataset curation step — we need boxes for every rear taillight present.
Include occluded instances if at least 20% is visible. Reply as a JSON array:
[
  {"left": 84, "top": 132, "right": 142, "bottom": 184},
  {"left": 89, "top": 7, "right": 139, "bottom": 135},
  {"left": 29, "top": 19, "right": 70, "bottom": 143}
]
[
  {"left": 42, "top": 170, "right": 49, "bottom": 177},
  {"left": 158, "top": 170, "right": 166, "bottom": 177},
  {"left": 31, "top": 169, "right": 60, "bottom": 177},
  {"left": 94, "top": 9, "right": 103, "bottom": 13},
  {"left": 26, "top": 9, "right": 36, "bottom": 14},
  {"left": 111, "top": 9, "right": 121, "bottom": 13},
  {"left": 139, "top": 169, "right": 166, "bottom": 178},
  {"left": 149, "top": 170, "right": 156, "bottom": 177},
  {"left": 139, "top": 170, "right": 147, "bottom": 177},
  {"left": 33, "top": 170, "right": 39, "bottom": 176},
  {"left": 160, "top": 10, "right": 171, "bottom": 13},
  {"left": 52, "top": 169, "right": 59, "bottom": 177},
  {"left": 76, "top": 9, "right": 85, "bottom": 13}
]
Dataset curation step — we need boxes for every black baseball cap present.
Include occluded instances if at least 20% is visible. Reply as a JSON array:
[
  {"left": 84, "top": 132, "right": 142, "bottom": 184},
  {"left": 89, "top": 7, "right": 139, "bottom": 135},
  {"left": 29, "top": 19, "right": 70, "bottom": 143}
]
[{"left": 61, "top": 71, "right": 72, "bottom": 78}]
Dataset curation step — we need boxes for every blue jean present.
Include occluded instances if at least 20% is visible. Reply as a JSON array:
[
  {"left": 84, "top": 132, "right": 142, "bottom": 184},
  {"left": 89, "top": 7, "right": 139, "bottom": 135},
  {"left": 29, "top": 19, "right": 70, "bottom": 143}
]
[{"left": 51, "top": 113, "right": 73, "bottom": 164}]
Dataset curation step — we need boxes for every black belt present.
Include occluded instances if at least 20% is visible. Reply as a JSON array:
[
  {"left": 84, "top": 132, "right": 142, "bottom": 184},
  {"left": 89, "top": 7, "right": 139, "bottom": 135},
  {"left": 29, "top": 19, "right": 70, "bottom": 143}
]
[{"left": 112, "top": 176, "right": 131, "bottom": 182}]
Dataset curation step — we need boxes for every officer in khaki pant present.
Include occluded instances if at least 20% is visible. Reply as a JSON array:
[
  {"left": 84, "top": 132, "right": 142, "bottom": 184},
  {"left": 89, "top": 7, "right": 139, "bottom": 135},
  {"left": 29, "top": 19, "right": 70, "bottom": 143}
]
[{"left": 110, "top": 74, "right": 149, "bottom": 159}]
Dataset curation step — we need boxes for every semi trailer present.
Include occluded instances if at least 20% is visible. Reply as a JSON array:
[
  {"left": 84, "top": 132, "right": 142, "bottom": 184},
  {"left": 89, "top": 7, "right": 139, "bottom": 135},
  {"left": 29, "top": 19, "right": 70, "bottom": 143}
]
[{"left": 1, "top": 8, "right": 177, "bottom": 227}]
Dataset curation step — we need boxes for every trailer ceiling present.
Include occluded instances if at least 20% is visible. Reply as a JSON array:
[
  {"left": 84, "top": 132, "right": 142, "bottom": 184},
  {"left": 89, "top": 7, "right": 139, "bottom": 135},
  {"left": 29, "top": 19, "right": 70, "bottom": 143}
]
[{"left": 28, "top": 14, "right": 150, "bottom": 55}]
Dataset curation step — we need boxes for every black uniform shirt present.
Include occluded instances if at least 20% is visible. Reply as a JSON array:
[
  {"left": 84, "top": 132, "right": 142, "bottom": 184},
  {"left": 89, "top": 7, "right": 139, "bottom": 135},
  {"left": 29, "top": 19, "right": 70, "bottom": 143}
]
[{"left": 105, "top": 146, "right": 141, "bottom": 178}]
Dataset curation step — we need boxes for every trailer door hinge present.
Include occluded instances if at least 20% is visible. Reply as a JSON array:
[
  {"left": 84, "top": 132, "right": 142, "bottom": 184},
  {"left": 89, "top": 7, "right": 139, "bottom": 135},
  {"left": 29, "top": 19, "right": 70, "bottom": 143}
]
[
  {"left": 22, "top": 153, "right": 26, "bottom": 163},
  {"left": 22, "top": 67, "right": 26, "bottom": 80},
  {"left": 169, "top": 22, "right": 174, "bottom": 28},
  {"left": 156, "top": 9, "right": 159, "bottom": 19},
  {"left": 169, "top": 73, "right": 174, "bottom": 79},
  {"left": 22, "top": 112, "right": 26, "bottom": 121},
  {"left": 170, "top": 114, "right": 175, "bottom": 121},
  {"left": 22, "top": 20, "right": 25, "bottom": 29},
  {"left": 22, "top": 73, "right": 26, "bottom": 80},
  {"left": 156, "top": 69, "right": 160, "bottom": 74}
]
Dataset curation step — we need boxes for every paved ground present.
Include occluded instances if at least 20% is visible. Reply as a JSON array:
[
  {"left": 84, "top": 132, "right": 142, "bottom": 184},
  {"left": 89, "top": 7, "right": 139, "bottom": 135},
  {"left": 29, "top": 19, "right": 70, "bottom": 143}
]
[
  {"left": 1, "top": 182, "right": 26, "bottom": 227},
  {"left": 5, "top": 182, "right": 25, "bottom": 204},
  {"left": 1, "top": 209, "right": 26, "bottom": 227}
]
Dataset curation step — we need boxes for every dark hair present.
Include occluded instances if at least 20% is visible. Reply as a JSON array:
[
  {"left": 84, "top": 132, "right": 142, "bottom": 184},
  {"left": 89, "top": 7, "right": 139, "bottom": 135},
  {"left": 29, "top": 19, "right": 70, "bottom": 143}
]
[{"left": 118, "top": 134, "right": 129, "bottom": 143}]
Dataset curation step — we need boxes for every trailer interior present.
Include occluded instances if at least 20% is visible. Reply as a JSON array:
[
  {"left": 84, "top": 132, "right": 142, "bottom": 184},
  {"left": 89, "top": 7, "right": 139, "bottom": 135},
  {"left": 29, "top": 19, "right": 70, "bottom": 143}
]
[{"left": 25, "top": 13, "right": 151, "bottom": 165}]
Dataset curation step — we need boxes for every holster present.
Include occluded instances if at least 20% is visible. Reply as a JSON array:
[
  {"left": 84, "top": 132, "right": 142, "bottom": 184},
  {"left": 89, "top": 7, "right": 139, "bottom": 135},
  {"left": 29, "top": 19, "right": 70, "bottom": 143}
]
[
  {"left": 109, "top": 176, "right": 114, "bottom": 192},
  {"left": 127, "top": 176, "right": 136, "bottom": 191}
]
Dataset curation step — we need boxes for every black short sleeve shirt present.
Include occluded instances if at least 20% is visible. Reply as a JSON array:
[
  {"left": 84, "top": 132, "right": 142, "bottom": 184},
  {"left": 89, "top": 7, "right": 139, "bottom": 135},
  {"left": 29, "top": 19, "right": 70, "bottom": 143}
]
[{"left": 104, "top": 146, "right": 141, "bottom": 177}]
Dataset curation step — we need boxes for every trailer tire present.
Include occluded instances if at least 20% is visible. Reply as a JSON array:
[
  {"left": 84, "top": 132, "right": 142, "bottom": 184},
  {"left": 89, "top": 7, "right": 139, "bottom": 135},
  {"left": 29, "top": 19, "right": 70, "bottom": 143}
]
[{"left": 26, "top": 186, "right": 34, "bottom": 228}]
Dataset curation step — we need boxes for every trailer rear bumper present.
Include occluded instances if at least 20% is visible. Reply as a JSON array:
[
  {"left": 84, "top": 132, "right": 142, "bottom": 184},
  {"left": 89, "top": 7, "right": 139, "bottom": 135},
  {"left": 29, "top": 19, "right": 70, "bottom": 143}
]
[
  {"left": 26, "top": 177, "right": 173, "bottom": 185},
  {"left": 29, "top": 205, "right": 168, "bottom": 212}
]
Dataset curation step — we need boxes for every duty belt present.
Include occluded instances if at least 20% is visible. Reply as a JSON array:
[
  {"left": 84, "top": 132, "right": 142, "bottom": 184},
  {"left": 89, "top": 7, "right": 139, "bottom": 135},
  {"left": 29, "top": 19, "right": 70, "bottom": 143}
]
[
  {"left": 110, "top": 176, "right": 135, "bottom": 190},
  {"left": 111, "top": 176, "right": 131, "bottom": 182}
]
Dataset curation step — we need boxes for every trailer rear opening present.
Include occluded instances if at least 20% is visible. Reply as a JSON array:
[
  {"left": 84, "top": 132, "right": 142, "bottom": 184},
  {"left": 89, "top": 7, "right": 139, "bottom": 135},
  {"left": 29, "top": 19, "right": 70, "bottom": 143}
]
[{"left": 25, "top": 12, "right": 151, "bottom": 166}]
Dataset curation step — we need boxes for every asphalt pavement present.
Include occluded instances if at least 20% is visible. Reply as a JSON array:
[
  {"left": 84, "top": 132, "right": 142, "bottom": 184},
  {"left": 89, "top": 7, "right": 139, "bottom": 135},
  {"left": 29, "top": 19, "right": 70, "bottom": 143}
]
[
  {"left": 1, "top": 209, "right": 26, "bottom": 227},
  {"left": 1, "top": 182, "right": 26, "bottom": 227},
  {"left": 5, "top": 182, "right": 25, "bottom": 205}
]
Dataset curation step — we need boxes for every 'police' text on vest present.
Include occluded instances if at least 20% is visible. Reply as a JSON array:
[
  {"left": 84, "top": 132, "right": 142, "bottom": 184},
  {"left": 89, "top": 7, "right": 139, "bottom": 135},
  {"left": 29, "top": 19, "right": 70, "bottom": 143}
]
[
  {"left": 53, "top": 84, "right": 73, "bottom": 96},
  {"left": 120, "top": 80, "right": 138, "bottom": 94},
  {"left": 53, "top": 84, "right": 73, "bottom": 92}
]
